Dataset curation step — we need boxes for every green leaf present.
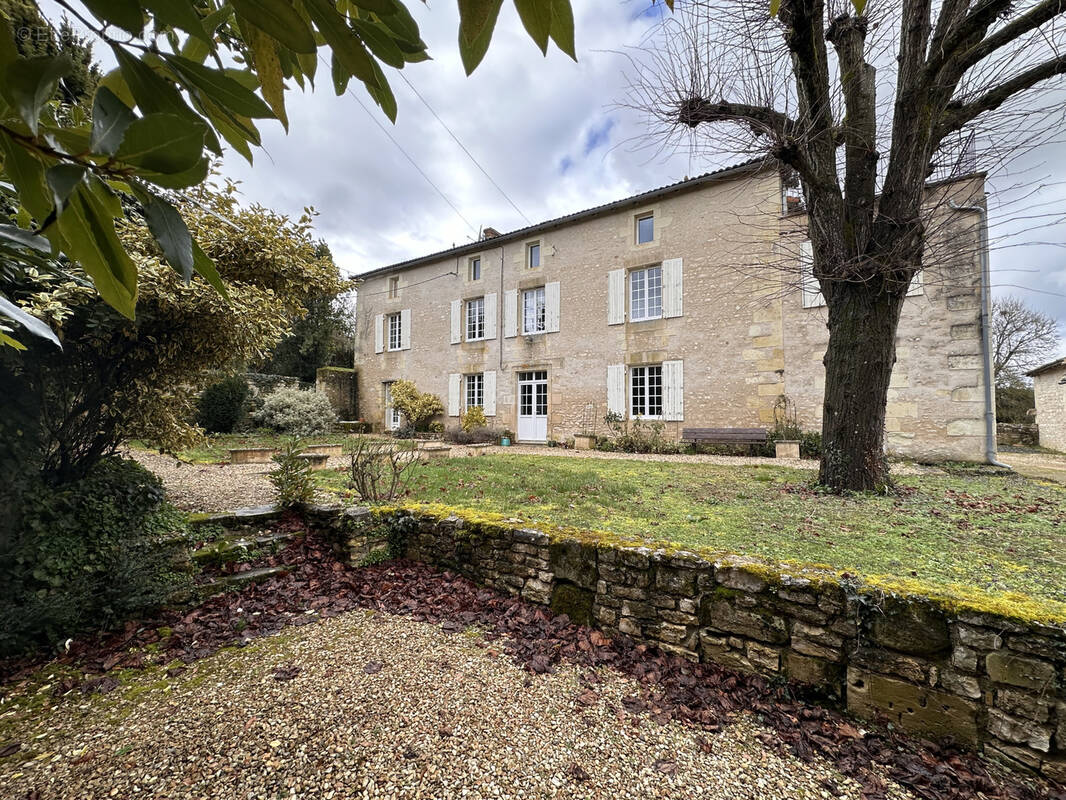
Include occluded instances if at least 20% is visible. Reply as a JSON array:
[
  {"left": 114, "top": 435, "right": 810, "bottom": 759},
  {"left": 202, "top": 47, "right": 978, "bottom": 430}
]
[
  {"left": 548, "top": 0, "right": 575, "bottom": 61},
  {"left": 97, "top": 68, "right": 137, "bottom": 108},
  {"left": 303, "top": 0, "right": 381, "bottom": 87},
  {"left": 112, "top": 46, "right": 201, "bottom": 121},
  {"left": 138, "top": 155, "right": 211, "bottom": 189},
  {"left": 513, "top": 0, "right": 552, "bottom": 54},
  {"left": 0, "top": 331, "right": 28, "bottom": 351},
  {"left": 115, "top": 113, "right": 206, "bottom": 175},
  {"left": 141, "top": 0, "right": 210, "bottom": 41},
  {"left": 458, "top": 0, "right": 503, "bottom": 47},
  {"left": 142, "top": 192, "right": 195, "bottom": 280},
  {"left": 0, "top": 18, "right": 18, "bottom": 71},
  {"left": 91, "top": 86, "right": 136, "bottom": 155},
  {"left": 770, "top": 0, "right": 781, "bottom": 16},
  {"left": 351, "top": 19, "right": 405, "bottom": 68},
  {"left": 199, "top": 98, "right": 259, "bottom": 163},
  {"left": 162, "top": 54, "right": 275, "bottom": 119},
  {"left": 45, "top": 163, "right": 88, "bottom": 213},
  {"left": 54, "top": 179, "right": 138, "bottom": 319},
  {"left": 183, "top": 5, "right": 233, "bottom": 62},
  {"left": 851, "top": 0, "right": 867, "bottom": 14},
  {"left": 1, "top": 55, "right": 73, "bottom": 135},
  {"left": 0, "top": 131, "right": 51, "bottom": 219},
  {"left": 0, "top": 224, "right": 49, "bottom": 252},
  {"left": 192, "top": 239, "right": 229, "bottom": 297},
  {"left": 458, "top": 0, "right": 503, "bottom": 74},
  {"left": 364, "top": 57, "right": 397, "bottom": 121},
  {"left": 232, "top": 0, "right": 317, "bottom": 53},
  {"left": 0, "top": 295, "right": 60, "bottom": 348},
  {"left": 349, "top": 0, "right": 393, "bottom": 14},
  {"left": 80, "top": 0, "right": 145, "bottom": 36},
  {"left": 244, "top": 26, "right": 289, "bottom": 129}
]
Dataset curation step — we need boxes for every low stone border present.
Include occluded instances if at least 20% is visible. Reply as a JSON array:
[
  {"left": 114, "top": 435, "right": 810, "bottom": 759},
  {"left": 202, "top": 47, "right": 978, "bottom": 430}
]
[{"left": 295, "top": 503, "right": 1066, "bottom": 783}]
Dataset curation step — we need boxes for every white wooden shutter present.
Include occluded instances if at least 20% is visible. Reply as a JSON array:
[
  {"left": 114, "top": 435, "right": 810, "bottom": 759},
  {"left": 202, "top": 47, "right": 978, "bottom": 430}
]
[
  {"left": 374, "top": 313, "right": 384, "bottom": 353},
  {"left": 800, "top": 241, "right": 824, "bottom": 308},
  {"left": 450, "top": 299, "right": 462, "bottom": 344},
  {"left": 448, "top": 373, "right": 461, "bottom": 416},
  {"left": 399, "top": 308, "right": 411, "bottom": 350},
  {"left": 663, "top": 360, "right": 684, "bottom": 421},
  {"left": 662, "top": 258, "right": 683, "bottom": 318},
  {"left": 504, "top": 289, "right": 518, "bottom": 338},
  {"left": 545, "top": 281, "right": 560, "bottom": 333},
  {"left": 483, "top": 370, "right": 496, "bottom": 416},
  {"left": 607, "top": 364, "right": 625, "bottom": 416},
  {"left": 907, "top": 269, "right": 924, "bottom": 297},
  {"left": 608, "top": 269, "right": 625, "bottom": 325},
  {"left": 484, "top": 292, "right": 497, "bottom": 339}
]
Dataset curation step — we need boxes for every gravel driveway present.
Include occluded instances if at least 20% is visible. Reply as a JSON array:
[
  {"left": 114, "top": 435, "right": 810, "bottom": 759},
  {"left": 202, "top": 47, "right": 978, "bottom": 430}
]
[{"left": 2, "top": 610, "right": 910, "bottom": 800}]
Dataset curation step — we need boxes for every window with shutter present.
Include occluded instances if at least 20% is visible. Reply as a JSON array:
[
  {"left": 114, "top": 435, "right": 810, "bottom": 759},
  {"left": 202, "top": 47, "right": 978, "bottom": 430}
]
[
  {"left": 630, "top": 267, "right": 663, "bottom": 322},
  {"left": 630, "top": 364, "right": 663, "bottom": 418},
  {"left": 465, "top": 297, "right": 485, "bottom": 341},
  {"left": 522, "top": 287, "right": 546, "bottom": 334},
  {"left": 800, "top": 241, "right": 825, "bottom": 308},
  {"left": 387, "top": 312, "right": 402, "bottom": 351}
]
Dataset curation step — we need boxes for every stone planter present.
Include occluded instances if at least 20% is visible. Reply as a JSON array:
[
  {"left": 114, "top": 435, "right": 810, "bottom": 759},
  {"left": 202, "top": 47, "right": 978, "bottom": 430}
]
[
  {"left": 574, "top": 434, "right": 595, "bottom": 451},
  {"left": 295, "top": 452, "right": 330, "bottom": 470},
  {"left": 774, "top": 440, "right": 800, "bottom": 459},
  {"left": 228, "top": 447, "right": 278, "bottom": 464},
  {"left": 303, "top": 443, "right": 343, "bottom": 459}
]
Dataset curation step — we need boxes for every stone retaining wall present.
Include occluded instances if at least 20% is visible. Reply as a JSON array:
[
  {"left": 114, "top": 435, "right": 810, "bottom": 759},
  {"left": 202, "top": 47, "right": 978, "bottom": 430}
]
[{"left": 304, "top": 504, "right": 1066, "bottom": 782}]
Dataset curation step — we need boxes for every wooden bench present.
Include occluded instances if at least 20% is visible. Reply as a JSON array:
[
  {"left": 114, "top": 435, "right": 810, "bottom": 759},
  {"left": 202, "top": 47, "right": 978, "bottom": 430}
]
[{"left": 681, "top": 428, "right": 768, "bottom": 452}]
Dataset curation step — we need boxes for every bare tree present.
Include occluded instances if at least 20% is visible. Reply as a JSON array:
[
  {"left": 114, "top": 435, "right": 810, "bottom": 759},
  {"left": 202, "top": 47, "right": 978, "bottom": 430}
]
[
  {"left": 628, "top": 0, "right": 1066, "bottom": 491},
  {"left": 992, "top": 295, "right": 1062, "bottom": 386}
]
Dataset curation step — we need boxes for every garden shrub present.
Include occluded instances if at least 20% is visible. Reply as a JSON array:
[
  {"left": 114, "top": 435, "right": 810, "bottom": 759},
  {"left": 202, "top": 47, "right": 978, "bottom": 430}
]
[
  {"left": 268, "top": 441, "right": 317, "bottom": 507},
  {"left": 445, "top": 426, "right": 504, "bottom": 444},
  {"left": 595, "top": 413, "right": 682, "bottom": 454},
  {"left": 255, "top": 387, "right": 337, "bottom": 436},
  {"left": 0, "top": 457, "right": 192, "bottom": 656},
  {"left": 196, "top": 374, "right": 250, "bottom": 433},
  {"left": 390, "top": 380, "right": 444, "bottom": 430},
  {"left": 460, "top": 405, "right": 488, "bottom": 432}
]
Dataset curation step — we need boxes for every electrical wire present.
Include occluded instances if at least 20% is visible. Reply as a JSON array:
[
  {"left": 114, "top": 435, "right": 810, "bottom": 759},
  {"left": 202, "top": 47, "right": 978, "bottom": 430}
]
[
  {"left": 347, "top": 88, "right": 479, "bottom": 236},
  {"left": 398, "top": 73, "right": 532, "bottom": 226}
]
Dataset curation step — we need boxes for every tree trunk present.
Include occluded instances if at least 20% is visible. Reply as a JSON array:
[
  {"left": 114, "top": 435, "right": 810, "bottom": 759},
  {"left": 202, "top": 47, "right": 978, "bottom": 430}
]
[{"left": 818, "top": 279, "right": 907, "bottom": 492}]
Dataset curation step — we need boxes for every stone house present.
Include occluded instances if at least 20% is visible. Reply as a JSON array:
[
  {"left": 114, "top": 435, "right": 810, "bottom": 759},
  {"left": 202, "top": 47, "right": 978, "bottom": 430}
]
[
  {"left": 1028, "top": 357, "right": 1066, "bottom": 452},
  {"left": 353, "top": 161, "right": 996, "bottom": 462}
]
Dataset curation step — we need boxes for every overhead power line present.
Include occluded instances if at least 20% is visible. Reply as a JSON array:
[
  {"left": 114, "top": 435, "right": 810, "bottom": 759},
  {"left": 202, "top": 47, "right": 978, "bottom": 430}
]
[
  {"left": 347, "top": 88, "right": 478, "bottom": 236},
  {"left": 398, "top": 73, "right": 532, "bottom": 226}
]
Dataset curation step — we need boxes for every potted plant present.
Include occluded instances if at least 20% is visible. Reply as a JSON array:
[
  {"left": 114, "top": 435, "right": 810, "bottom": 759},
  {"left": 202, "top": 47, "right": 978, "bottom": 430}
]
[{"left": 500, "top": 429, "right": 514, "bottom": 447}]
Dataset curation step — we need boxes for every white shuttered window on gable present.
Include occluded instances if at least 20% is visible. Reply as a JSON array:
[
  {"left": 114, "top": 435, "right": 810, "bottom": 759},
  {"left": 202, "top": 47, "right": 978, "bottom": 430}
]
[
  {"left": 450, "top": 299, "right": 462, "bottom": 344},
  {"left": 663, "top": 360, "right": 684, "bottom": 421},
  {"left": 800, "top": 240, "right": 825, "bottom": 308},
  {"left": 484, "top": 292, "right": 497, "bottom": 339},
  {"left": 504, "top": 289, "right": 518, "bottom": 338},
  {"left": 448, "top": 373, "right": 461, "bottom": 416},
  {"left": 662, "top": 258, "right": 683, "bottom": 318},
  {"left": 545, "top": 281, "right": 560, "bottom": 333},
  {"left": 607, "top": 364, "right": 625, "bottom": 415},
  {"left": 399, "top": 308, "right": 411, "bottom": 350},
  {"left": 607, "top": 269, "right": 625, "bottom": 325}
]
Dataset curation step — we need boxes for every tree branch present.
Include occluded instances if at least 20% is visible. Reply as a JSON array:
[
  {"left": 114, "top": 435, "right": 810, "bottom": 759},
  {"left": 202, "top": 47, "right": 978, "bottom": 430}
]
[
  {"left": 954, "top": 0, "right": 1066, "bottom": 75},
  {"left": 938, "top": 54, "right": 1066, "bottom": 136}
]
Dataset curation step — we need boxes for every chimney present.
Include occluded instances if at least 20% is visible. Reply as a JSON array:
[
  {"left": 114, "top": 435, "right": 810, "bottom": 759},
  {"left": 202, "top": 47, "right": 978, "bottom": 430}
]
[{"left": 481, "top": 227, "right": 501, "bottom": 240}]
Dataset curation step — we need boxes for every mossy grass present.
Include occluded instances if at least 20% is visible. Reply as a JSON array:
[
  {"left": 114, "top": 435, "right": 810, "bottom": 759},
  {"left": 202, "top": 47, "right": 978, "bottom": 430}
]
[
  {"left": 129, "top": 431, "right": 362, "bottom": 464},
  {"left": 329, "top": 453, "right": 1065, "bottom": 623}
]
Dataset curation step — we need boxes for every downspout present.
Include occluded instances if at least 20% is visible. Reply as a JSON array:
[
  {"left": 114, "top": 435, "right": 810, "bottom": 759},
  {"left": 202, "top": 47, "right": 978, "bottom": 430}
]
[
  {"left": 499, "top": 244, "right": 505, "bottom": 371},
  {"left": 949, "top": 199, "right": 1011, "bottom": 469}
]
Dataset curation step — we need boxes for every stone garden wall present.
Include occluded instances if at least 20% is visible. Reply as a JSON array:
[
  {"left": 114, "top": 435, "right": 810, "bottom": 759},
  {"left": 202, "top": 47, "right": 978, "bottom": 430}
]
[{"left": 304, "top": 504, "right": 1066, "bottom": 782}]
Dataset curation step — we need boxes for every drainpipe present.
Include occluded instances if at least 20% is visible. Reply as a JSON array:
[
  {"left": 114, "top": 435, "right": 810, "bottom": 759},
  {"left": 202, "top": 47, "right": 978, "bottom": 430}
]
[
  {"left": 499, "top": 244, "right": 505, "bottom": 371},
  {"left": 949, "top": 199, "right": 1011, "bottom": 469}
]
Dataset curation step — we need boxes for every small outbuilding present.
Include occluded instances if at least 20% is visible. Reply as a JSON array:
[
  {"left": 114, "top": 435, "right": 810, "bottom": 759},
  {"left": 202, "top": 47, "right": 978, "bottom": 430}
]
[{"left": 1028, "top": 357, "right": 1066, "bottom": 452}]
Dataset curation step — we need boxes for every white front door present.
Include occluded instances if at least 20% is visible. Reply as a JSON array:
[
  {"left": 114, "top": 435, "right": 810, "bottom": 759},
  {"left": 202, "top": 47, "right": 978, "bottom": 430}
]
[
  {"left": 517, "top": 371, "right": 548, "bottom": 442},
  {"left": 383, "top": 382, "right": 402, "bottom": 431}
]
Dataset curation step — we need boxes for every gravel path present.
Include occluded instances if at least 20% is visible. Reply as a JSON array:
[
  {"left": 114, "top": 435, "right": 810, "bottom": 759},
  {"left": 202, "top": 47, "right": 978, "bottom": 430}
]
[{"left": 1, "top": 610, "right": 913, "bottom": 800}]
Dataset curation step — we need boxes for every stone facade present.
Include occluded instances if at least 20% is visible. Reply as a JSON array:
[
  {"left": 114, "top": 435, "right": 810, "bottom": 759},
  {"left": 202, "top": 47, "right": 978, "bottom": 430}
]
[
  {"left": 1030, "top": 359, "right": 1066, "bottom": 452},
  {"left": 353, "top": 165, "right": 994, "bottom": 462},
  {"left": 309, "top": 505, "right": 1066, "bottom": 781}
]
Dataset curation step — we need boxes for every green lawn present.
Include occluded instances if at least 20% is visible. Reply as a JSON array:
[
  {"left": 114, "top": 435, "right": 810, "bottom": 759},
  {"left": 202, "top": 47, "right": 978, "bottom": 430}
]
[
  {"left": 320, "top": 453, "right": 1066, "bottom": 620},
  {"left": 130, "top": 432, "right": 357, "bottom": 463}
]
